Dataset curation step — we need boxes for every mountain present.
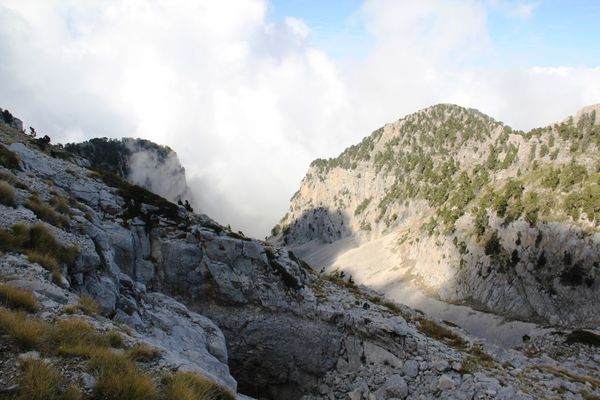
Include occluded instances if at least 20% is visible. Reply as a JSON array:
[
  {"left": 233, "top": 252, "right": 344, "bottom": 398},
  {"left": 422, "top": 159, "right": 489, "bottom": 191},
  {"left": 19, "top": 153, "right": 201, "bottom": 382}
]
[
  {"left": 64, "top": 137, "right": 195, "bottom": 206},
  {"left": 275, "top": 103, "right": 600, "bottom": 328},
  {"left": 0, "top": 109, "right": 599, "bottom": 400}
]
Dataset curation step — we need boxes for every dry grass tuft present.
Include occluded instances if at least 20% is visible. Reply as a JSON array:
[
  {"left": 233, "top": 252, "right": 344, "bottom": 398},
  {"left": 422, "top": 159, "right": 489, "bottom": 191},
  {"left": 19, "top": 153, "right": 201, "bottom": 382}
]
[
  {"left": 163, "top": 371, "right": 235, "bottom": 400},
  {"left": 25, "top": 195, "right": 69, "bottom": 228},
  {"left": 0, "top": 180, "right": 16, "bottom": 207},
  {"left": 51, "top": 319, "right": 123, "bottom": 356},
  {"left": 77, "top": 295, "right": 100, "bottom": 316},
  {"left": 49, "top": 194, "right": 70, "bottom": 214},
  {"left": 17, "top": 359, "right": 63, "bottom": 400},
  {"left": 0, "top": 143, "right": 21, "bottom": 170},
  {"left": 0, "top": 308, "right": 48, "bottom": 350},
  {"left": 0, "top": 283, "right": 38, "bottom": 312},
  {"left": 27, "top": 252, "right": 61, "bottom": 282},
  {"left": 0, "top": 223, "right": 79, "bottom": 283},
  {"left": 88, "top": 350, "right": 157, "bottom": 400},
  {"left": 126, "top": 344, "right": 162, "bottom": 362},
  {"left": 416, "top": 317, "right": 467, "bottom": 349}
]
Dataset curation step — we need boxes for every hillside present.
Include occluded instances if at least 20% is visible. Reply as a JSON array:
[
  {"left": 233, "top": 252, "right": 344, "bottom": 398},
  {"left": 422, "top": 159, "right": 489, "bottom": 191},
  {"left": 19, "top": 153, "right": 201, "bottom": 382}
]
[{"left": 275, "top": 104, "right": 600, "bottom": 327}]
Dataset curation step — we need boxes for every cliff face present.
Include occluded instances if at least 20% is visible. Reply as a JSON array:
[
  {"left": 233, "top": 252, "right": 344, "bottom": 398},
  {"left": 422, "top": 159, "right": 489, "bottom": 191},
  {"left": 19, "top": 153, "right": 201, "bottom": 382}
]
[
  {"left": 1, "top": 111, "right": 599, "bottom": 400},
  {"left": 276, "top": 104, "right": 600, "bottom": 327}
]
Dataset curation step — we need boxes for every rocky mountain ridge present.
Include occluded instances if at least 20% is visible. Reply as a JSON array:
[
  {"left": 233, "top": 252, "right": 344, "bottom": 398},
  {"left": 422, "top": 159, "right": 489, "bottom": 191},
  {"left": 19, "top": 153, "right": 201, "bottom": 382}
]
[
  {"left": 275, "top": 104, "right": 600, "bottom": 328},
  {"left": 0, "top": 110, "right": 598, "bottom": 399}
]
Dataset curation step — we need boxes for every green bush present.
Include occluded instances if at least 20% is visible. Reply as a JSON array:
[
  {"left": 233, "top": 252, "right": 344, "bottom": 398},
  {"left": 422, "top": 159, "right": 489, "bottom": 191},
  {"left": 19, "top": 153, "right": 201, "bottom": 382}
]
[
  {"left": 354, "top": 197, "right": 372, "bottom": 216},
  {"left": 484, "top": 231, "right": 502, "bottom": 256}
]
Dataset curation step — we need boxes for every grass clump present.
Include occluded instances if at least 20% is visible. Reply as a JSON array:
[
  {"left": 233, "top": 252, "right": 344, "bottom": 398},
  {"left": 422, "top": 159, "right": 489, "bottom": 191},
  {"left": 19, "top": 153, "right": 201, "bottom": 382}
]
[
  {"left": 0, "top": 180, "right": 16, "bottom": 207},
  {"left": 17, "top": 359, "right": 64, "bottom": 400},
  {"left": 0, "top": 308, "right": 48, "bottom": 349},
  {"left": 76, "top": 295, "right": 100, "bottom": 316},
  {"left": 0, "top": 283, "right": 38, "bottom": 312},
  {"left": 24, "top": 195, "right": 70, "bottom": 228},
  {"left": 126, "top": 344, "right": 162, "bottom": 362},
  {"left": 87, "top": 350, "right": 157, "bottom": 400},
  {"left": 49, "top": 194, "right": 70, "bottom": 214},
  {"left": 163, "top": 371, "right": 235, "bottom": 400},
  {"left": 416, "top": 317, "right": 466, "bottom": 349},
  {"left": 27, "top": 252, "right": 61, "bottom": 282},
  {"left": 0, "top": 143, "right": 21, "bottom": 170},
  {"left": 52, "top": 319, "right": 123, "bottom": 357},
  {"left": 0, "top": 223, "right": 78, "bottom": 283},
  {"left": 0, "top": 170, "right": 28, "bottom": 189}
]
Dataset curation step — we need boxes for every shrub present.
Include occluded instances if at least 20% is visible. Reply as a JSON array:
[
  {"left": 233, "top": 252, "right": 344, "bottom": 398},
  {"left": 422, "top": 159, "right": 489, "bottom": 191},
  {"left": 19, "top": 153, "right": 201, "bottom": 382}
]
[
  {"left": 354, "top": 197, "right": 372, "bottom": 216},
  {"left": 163, "top": 371, "right": 235, "bottom": 400},
  {"left": 2, "top": 109, "right": 14, "bottom": 123},
  {"left": 0, "top": 180, "right": 16, "bottom": 207},
  {"left": 0, "top": 143, "right": 21, "bottom": 170},
  {"left": 126, "top": 344, "right": 162, "bottom": 362},
  {"left": 0, "top": 283, "right": 38, "bottom": 312},
  {"left": 565, "top": 330, "right": 600, "bottom": 347},
  {"left": 17, "top": 359, "right": 63, "bottom": 400},
  {"left": 0, "top": 308, "right": 48, "bottom": 349},
  {"left": 484, "top": 231, "right": 502, "bottom": 256},
  {"left": 88, "top": 350, "right": 157, "bottom": 400}
]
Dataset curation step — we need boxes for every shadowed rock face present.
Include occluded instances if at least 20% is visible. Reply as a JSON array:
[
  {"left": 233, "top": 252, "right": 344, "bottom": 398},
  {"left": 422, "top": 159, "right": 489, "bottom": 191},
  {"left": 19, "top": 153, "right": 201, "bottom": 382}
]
[{"left": 275, "top": 104, "right": 600, "bottom": 327}]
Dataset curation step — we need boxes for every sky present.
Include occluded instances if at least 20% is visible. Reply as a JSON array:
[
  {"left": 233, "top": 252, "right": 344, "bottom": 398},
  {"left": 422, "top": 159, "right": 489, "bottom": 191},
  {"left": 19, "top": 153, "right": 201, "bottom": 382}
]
[{"left": 1, "top": 0, "right": 600, "bottom": 238}]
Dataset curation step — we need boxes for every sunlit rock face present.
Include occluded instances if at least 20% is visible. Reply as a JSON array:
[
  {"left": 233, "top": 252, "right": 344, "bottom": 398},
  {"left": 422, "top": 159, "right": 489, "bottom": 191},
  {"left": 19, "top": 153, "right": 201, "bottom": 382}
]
[{"left": 276, "top": 104, "right": 600, "bottom": 327}]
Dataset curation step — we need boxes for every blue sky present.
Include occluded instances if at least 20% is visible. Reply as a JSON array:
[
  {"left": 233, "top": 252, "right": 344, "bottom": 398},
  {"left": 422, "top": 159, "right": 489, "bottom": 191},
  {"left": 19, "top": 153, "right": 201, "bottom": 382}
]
[{"left": 270, "top": 0, "right": 600, "bottom": 66}]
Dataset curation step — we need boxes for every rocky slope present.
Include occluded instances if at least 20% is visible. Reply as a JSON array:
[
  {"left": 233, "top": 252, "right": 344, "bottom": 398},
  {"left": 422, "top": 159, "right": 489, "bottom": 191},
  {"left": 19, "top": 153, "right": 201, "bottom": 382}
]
[
  {"left": 0, "top": 111, "right": 599, "bottom": 399},
  {"left": 275, "top": 104, "right": 600, "bottom": 328}
]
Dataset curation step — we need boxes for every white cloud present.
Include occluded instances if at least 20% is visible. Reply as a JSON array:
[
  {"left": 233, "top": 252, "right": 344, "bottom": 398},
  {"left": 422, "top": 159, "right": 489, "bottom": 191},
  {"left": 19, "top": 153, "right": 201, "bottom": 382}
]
[
  {"left": 0, "top": 0, "right": 598, "bottom": 237},
  {"left": 511, "top": 2, "right": 539, "bottom": 19}
]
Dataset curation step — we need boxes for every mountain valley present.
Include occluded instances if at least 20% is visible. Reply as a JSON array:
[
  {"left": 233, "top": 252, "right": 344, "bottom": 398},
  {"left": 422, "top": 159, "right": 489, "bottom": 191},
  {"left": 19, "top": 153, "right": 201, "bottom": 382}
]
[{"left": 0, "top": 107, "right": 598, "bottom": 399}]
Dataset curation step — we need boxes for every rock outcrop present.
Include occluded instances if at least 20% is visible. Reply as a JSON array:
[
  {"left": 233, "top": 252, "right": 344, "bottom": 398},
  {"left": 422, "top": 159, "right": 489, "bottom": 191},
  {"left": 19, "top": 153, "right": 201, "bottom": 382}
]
[{"left": 276, "top": 104, "right": 600, "bottom": 327}]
